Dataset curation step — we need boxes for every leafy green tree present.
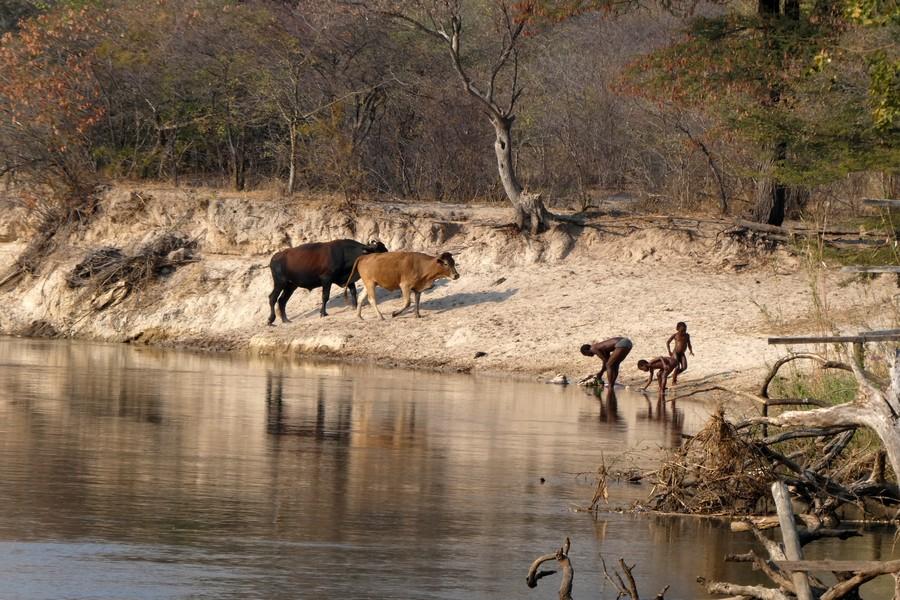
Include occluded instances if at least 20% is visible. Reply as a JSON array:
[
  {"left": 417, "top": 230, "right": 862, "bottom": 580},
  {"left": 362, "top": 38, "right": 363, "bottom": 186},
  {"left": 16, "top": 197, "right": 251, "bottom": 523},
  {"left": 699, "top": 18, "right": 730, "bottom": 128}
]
[{"left": 627, "top": 0, "right": 899, "bottom": 224}]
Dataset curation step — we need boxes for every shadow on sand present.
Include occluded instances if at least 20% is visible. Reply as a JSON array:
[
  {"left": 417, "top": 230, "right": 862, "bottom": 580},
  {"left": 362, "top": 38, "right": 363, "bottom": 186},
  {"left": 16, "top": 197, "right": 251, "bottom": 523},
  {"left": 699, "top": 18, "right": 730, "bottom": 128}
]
[
  {"left": 289, "top": 282, "right": 518, "bottom": 320},
  {"left": 427, "top": 288, "right": 518, "bottom": 313}
]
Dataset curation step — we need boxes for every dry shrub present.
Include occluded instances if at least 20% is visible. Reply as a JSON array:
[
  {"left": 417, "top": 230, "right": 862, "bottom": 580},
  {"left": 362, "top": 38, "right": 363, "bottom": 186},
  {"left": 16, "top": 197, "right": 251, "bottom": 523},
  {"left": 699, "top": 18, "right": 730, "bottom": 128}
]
[
  {"left": 647, "top": 409, "right": 776, "bottom": 515},
  {"left": 66, "top": 231, "right": 197, "bottom": 298}
]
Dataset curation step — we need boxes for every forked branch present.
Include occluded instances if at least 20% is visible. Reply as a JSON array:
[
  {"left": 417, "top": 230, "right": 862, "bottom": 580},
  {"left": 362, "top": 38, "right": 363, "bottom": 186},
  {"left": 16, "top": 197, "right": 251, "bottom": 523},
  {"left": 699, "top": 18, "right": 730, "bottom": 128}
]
[{"left": 526, "top": 537, "right": 573, "bottom": 600}]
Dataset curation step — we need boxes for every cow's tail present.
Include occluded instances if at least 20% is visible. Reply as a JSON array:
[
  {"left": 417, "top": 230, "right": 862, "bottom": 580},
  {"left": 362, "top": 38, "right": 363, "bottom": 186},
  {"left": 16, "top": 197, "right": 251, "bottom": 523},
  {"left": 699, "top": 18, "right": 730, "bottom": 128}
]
[{"left": 343, "top": 255, "right": 364, "bottom": 300}]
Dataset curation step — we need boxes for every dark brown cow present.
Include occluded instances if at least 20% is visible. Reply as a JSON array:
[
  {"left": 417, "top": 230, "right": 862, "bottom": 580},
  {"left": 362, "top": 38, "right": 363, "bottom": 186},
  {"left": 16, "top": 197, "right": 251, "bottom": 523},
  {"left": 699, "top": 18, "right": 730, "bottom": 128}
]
[
  {"left": 346, "top": 251, "right": 460, "bottom": 319},
  {"left": 267, "top": 239, "right": 387, "bottom": 325}
]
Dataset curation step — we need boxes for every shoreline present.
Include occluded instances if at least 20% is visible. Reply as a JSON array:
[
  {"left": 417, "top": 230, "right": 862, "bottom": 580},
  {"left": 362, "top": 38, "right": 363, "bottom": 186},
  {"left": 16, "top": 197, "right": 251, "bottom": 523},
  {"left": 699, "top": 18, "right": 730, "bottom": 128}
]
[{"left": 1, "top": 184, "right": 896, "bottom": 393}]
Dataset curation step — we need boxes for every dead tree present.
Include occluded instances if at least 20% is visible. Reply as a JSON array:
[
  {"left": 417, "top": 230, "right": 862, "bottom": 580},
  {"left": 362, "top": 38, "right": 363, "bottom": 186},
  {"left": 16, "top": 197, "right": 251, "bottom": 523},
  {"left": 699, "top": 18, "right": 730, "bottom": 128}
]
[
  {"left": 526, "top": 539, "right": 668, "bottom": 600},
  {"left": 372, "top": 1, "right": 553, "bottom": 233},
  {"left": 759, "top": 349, "right": 900, "bottom": 482}
]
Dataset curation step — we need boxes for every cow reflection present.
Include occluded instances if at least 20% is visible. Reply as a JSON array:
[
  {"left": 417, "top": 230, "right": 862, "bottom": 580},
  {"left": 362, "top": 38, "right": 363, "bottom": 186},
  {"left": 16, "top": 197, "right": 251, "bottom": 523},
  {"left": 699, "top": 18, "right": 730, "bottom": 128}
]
[{"left": 265, "top": 371, "right": 352, "bottom": 441}]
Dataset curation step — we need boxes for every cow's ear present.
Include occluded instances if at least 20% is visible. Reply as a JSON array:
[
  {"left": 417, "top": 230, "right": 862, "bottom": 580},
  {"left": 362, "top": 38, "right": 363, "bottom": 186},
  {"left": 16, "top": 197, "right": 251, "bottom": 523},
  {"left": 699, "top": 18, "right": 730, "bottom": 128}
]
[{"left": 437, "top": 256, "right": 448, "bottom": 267}]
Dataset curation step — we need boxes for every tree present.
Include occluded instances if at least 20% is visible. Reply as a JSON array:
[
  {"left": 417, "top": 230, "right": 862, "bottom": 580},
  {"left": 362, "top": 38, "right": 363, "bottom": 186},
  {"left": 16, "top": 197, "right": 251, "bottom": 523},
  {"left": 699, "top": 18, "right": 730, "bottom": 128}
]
[
  {"left": 370, "top": 1, "right": 554, "bottom": 233},
  {"left": 761, "top": 351, "right": 900, "bottom": 490},
  {"left": 0, "top": 5, "right": 107, "bottom": 198},
  {"left": 627, "top": 0, "right": 899, "bottom": 225}
]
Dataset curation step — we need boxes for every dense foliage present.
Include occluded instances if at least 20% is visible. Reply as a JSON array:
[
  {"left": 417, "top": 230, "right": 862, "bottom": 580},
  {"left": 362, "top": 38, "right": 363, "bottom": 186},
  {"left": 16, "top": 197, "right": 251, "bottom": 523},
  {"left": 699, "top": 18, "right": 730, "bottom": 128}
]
[
  {"left": 0, "top": 0, "right": 896, "bottom": 217},
  {"left": 628, "top": 0, "right": 899, "bottom": 187}
]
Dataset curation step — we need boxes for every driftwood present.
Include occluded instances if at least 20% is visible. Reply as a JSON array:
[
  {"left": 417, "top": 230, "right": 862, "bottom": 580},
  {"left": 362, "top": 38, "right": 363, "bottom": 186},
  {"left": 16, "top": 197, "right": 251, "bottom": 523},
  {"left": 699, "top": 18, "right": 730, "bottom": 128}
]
[
  {"left": 600, "top": 557, "right": 669, "bottom": 600},
  {"left": 526, "top": 538, "right": 573, "bottom": 600},
  {"left": 772, "top": 482, "right": 814, "bottom": 600},
  {"left": 646, "top": 351, "right": 900, "bottom": 520},
  {"left": 66, "top": 232, "right": 198, "bottom": 304},
  {"left": 760, "top": 350, "right": 900, "bottom": 484},
  {"left": 703, "top": 483, "right": 900, "bottom": 600}
]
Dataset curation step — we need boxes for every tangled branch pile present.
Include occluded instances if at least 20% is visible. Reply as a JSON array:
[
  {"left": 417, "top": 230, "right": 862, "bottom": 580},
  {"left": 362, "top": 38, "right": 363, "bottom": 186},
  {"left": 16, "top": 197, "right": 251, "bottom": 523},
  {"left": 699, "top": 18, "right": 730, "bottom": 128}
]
[
  {"left": 66, "top": 231, "right": 197, "bottom": 298},
  {"left": 647, "top": 409, "right": 777, "bottom": 515},
  {"left": 646, "top": 411, "right": 896, "bottom": 523},
  {"left": 642, "top": 350, "right": 900, "bottom": 524}
]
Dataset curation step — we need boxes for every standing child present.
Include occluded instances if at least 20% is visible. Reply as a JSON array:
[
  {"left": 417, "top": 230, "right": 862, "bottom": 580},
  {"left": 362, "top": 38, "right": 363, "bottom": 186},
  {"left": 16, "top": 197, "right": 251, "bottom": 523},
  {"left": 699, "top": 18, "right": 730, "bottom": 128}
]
[{"left": 666, "top": 321, "right": 694, "bottom": 384}]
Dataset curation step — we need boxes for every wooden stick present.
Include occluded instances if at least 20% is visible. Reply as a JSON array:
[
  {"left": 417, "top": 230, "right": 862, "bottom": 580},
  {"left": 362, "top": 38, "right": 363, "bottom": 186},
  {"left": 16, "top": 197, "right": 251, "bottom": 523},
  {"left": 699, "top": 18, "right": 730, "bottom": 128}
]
[
  {"left": 819, "top": 559, "right": 900, "bottom": 600},
  {"left": 777, "top": 559, "right": 900, "bottom": 572},
  {"left": 730, "top": 514, "right": 819, "bottom": 532},
  {"left": 704, "top": 581, "right": 790, "bottom": 600},
  {"left": 759, "top": 353, "right": 851, "bottom": 398},
  {"left": 768, "top": 334, "right": 900, "bottom": 344},
  {"left": 733, "top": 219, "right": 794, "bottom": 236},
  {"left": 841, "top": 266, "right": 900, "bottom": 273},
  {"left": 772, "top": 482, "right": 814, "bottom": 600},
  {"left": 863, "top": 198, "right": 900, "bottom": 208},
  {"left": 619, "top": 558, "right": 640, "bottom": 600}
]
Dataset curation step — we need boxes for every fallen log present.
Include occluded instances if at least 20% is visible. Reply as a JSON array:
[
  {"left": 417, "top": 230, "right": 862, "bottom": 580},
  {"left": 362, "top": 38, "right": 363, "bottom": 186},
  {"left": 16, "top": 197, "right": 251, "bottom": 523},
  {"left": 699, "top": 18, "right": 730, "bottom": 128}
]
[{"left": 777, "top": 559, "right": 900, "bottom": 573}]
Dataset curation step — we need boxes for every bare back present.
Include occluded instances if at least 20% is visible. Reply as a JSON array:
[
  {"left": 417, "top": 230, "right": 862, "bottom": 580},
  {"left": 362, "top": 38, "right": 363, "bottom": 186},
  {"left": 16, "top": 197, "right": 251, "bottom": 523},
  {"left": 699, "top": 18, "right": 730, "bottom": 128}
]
[{"left": 670, "top": 331, "right": 691, "bottom": 354}]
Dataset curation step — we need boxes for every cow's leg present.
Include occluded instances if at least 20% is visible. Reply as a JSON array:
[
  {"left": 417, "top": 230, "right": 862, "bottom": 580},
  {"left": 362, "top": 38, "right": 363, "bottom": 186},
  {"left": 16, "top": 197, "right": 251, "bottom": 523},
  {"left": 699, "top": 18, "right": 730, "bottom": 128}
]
[
  {"left": 278, "top": 283, "right": 298, "bottom": 323},
  {"left": 356, "top": 284, "right": 368, "bottom": 320},
  {"left": 413, "top": 291, "right": 423, "bottom": 318},
  {"left": 348, "top": 284, "right": 358, "bottom": 309},
  {"left": 268, "top": 283, "right": 283, "bottom": 325},
  {"left": 367, "top": 283, "right": 386, "bottom": 320},
  {"left": 268, "top": 259, "right": 288, "bottom": 325},
  {"left": 320, "top": 280, "right": 332, "bottom": 317},
  {"left": 392, "top": 284, "right": 412, "bottom": 318}
]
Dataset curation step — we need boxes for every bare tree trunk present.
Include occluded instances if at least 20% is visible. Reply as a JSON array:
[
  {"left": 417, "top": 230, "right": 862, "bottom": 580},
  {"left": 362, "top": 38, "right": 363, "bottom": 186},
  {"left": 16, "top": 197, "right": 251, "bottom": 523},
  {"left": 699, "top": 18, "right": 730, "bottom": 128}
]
[
  {"left": 763, "top": 350, "right": 900, "bottom": 479},
  {"left": 753, "top": 143, "right": 788, "bottom": 225},
  {"left": 287, "top": 121, "right": 297, "bottom": 195},
  {"left": 492, "top": 116, "right": 549, "bottom": 233},
  {"left": 752, "top": 0, "right": 800, "bottom": 226},
  {"left": 380, "top": 6, "right": 553, "bottom": 234}
]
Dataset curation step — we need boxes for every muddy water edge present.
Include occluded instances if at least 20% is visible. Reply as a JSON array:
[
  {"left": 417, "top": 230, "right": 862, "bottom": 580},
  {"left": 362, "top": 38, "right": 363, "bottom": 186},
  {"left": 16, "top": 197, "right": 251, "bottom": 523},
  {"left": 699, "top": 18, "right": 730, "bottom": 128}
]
[{"left": 0, "top": 337, "right": 894, "bottom": 599}]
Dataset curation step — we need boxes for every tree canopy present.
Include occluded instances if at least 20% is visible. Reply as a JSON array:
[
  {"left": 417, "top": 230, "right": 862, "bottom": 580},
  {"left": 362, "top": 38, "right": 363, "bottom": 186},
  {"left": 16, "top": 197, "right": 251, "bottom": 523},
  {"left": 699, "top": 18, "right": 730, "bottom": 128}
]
[{"left": 0, "top": 0, "right": 896, "bottom": 220}]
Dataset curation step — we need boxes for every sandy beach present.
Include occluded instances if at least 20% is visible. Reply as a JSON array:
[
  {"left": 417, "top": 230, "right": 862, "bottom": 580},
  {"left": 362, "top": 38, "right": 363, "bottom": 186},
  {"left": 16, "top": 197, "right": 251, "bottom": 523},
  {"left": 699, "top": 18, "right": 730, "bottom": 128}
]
[{"left": 1, "top": 185, "right": 895, "bottom": 389}]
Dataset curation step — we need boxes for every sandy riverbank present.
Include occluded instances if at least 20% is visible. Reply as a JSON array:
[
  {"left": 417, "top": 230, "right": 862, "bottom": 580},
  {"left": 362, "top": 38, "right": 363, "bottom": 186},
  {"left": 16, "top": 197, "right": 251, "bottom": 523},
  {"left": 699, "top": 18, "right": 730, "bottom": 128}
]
[{"left": 0, "top": 185, "right": 896, "bottom": 389}]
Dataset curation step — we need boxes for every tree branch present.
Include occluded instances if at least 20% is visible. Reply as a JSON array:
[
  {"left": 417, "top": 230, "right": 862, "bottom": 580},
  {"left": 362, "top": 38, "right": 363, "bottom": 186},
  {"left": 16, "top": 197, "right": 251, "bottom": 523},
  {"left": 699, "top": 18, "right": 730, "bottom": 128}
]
[
  {"left": 760, "top": 353, "right": 851, "bottom": 399},
  {"left": 703, "top": 580, "right": 790, "bottom": 600},
  {"left": 819, "top": 559, "right": 900, "bottom": 600},
  {"left": 526, "top": 538, "right": 573, "bottom": 600}
]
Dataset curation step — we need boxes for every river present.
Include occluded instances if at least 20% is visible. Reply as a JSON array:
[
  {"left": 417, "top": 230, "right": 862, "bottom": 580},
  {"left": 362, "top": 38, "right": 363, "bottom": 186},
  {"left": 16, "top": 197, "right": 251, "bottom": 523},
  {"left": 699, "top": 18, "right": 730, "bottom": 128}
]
[{"left": 0, "top": 337, "right": 893, "bottom": 599}]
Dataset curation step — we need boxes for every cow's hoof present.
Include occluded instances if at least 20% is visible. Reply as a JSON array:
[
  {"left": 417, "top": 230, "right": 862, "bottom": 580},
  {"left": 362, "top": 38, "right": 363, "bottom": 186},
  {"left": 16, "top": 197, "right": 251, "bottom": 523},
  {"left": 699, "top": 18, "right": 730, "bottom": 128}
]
[{"left": 281, "top": 319, "right": 292, "bottom": 324}]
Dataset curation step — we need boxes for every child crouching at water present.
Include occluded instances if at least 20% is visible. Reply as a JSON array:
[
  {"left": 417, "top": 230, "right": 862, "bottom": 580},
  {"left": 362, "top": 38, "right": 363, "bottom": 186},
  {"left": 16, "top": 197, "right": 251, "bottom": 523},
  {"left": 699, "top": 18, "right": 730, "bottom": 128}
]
[
  {"left": 580, "top": 337, "right": 632, "bottom": 401},
  {"left": 637, "top": 355, "right": 678, "bottom": 398}
]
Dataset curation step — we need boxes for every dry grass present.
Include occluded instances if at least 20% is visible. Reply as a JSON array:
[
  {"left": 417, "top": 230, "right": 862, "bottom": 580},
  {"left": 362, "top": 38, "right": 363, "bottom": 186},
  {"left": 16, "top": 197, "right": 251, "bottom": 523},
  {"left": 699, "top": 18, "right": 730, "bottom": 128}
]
[{"left": 647, "top": 409, "right": 777, "bottom": 515}]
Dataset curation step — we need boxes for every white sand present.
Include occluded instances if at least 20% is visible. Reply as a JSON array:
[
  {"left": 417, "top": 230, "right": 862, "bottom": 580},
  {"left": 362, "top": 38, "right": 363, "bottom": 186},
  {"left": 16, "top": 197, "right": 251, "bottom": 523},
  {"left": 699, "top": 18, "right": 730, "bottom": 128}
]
[{"left": 1, "top": 186, "right": 896, "bottom": 389}]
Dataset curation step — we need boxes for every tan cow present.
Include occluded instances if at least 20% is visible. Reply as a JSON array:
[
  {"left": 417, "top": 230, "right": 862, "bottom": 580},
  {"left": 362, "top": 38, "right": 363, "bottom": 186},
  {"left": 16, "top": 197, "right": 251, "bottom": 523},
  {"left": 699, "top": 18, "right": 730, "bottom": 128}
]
[{"left": 345, "top": 251, "right": 460, "bottom": 319}]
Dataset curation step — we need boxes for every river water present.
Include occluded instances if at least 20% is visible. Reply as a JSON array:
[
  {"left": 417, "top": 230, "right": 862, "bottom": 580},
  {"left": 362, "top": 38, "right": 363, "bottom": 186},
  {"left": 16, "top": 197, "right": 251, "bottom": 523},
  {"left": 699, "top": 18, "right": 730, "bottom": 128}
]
[{"left": 0, "top": 337, "right": 894, "bottom": 599}]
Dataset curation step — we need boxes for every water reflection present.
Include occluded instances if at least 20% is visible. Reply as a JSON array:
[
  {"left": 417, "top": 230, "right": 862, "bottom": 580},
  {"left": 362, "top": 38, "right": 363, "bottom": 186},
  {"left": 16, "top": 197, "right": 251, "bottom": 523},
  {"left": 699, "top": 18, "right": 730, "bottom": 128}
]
[{"left": 0, "top": 337, "right": 894, "bottom": 599}]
